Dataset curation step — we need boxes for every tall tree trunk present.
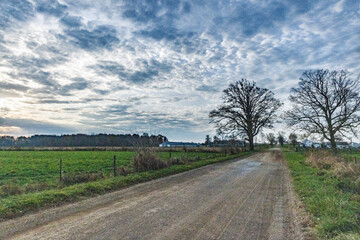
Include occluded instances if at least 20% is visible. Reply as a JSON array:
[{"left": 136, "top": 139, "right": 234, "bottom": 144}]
[
  {"left": 249, "top": 135, "right": 254, "bottom": 151},
  {"left": 330, "top": 133, "right": 337, "bottom": 153}
]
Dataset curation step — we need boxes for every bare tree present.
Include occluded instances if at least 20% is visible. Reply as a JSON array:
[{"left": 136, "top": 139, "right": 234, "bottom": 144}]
[
  {"left": 266, "top": 133, "right": 276, "bottom": 146},
  {"left": 285, "top": 69, "right": 360, "bottom": 152},
  {"left": 288, "top": 133, "right": 298, "bottom": 147},
  {"left": 209, "top": 79, "right": 282, "bottom": 151}
]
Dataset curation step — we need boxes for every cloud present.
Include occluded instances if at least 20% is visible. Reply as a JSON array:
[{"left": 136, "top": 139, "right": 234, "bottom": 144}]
[
  {"left": 0, "top": 0, "right": 358, "bottom": 142},
  {"left": 36, "top": 0, "right": 67, "bottom": 17},
  {"left": 60, "top": 14, "right": 83, "bottom": 28},
  {"left": 89, "top": 59, "right": 174, "bottom": 84},
  {"left": 64, "top": 25, "right": 120, "bottom": 51},
  {"left": 122, "top": 0, "right": 188, "bottom": 24},
  {"left": 195, "top": 84, "right": 218, "bottom": 92},
  {"left": 0, "top": 0, "right": 34, "bottom": 28},
  {"left": 58, "top": 77, "right": 89, "bottom": 96},
  {"left": 138, "top": 27, "right": 183, "bottom": 41},
  {"left": 0, "top": 118, "right": 74, "bottom": 135},
  {"left": 0, "top": 82, "right": 29, "bottom": 92}
]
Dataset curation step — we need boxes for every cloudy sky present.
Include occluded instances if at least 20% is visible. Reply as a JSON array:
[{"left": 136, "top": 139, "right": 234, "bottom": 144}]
[{"left": 0, "top": 0, "right": 359, "bottom": 142}]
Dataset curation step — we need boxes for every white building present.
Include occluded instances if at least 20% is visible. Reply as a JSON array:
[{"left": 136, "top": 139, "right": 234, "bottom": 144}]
[
  {"left": 303, "top": 140, "right": 313, "bottom": 148},
  {"left": 351, "top": 142, "right": 360, "bottom": 148},
  {"left": 159, "top": 141, "right": 200, "bottom": 148},
  {"left": 313, "top": 143, "right": 321, "bottom": 149}
]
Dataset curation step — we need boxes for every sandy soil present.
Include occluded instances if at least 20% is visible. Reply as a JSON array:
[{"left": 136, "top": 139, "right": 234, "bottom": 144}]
[{"left": 0, "top": 149, "right": 307, "bottom": 240}]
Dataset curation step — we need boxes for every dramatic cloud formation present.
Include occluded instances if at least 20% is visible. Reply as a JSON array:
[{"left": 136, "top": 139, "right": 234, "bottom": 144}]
[{"left": 0, "top": 0, "right": 359, "bottom": 141}]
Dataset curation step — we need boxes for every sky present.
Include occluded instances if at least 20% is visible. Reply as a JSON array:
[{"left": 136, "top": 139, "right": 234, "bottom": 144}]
[{"left": 0, "top": 0, "right": 359, "bottom": 142}]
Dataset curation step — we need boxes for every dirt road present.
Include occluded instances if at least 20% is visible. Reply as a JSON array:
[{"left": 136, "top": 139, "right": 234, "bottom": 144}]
[{"left": 0, "top": 149, "right": 304, "bottom": 239}]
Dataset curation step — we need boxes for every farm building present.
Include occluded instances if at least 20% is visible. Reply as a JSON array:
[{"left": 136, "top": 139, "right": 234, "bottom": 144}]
[
  {"left": 300, "top": 139, "right": 313, "bottom": 148},
  {"left": 351, "top": 142, "right": 360, "bottom": 148},
  {"left": 313, "top": 143, "right": 321, "bottom": 149},
  {"left": 159, "top": 141, "right": 200, "bottom": 148},
  {"left": 323, "top": 142, "right": 351, "bottom": 149},
  {"left": 336, "top": 142, "right": 350, "bottom": 149},
  {"left": 299, "top": 140, "right": 321, "bottom": 148}
]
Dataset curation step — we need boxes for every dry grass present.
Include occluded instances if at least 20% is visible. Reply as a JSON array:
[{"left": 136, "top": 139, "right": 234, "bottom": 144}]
[
  {"left": 63, "top": 172, "right": 105, "bottom": 185},
  {"left": 306, "top": 150, "right": 360, "bottom": 190},
  {"left": 305, "top": 150, "right": 340, "bottom": 170},
  {"left": 169, "top": 157, "right": 186, "bottom": 166},
  {"left": 132, "top": 149, "right": 167, "bottom": 172},
  {"left": 0, "top": 184, "right": 23, "bottom": 197},
  {"left": 116, "top": 166, "right": 131, "bottom": 176}
]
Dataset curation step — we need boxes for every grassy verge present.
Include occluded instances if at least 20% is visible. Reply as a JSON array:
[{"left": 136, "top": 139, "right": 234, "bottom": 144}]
[
  {"left": 282, "top": 149, "right": 360, "bottom": 239},
  {"left": 0, "top": 151, "right": 251, "bottom": 221}
]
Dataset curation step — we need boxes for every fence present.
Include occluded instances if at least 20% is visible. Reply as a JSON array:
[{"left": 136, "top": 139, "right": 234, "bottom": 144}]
[{"left": 0, "top": 149, "right": 233, "bottom": 192}]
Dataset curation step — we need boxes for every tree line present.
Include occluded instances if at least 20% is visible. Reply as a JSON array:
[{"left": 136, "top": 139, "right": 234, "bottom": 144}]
[
  {"left": 209, "top": 69, "right": 360, "bottom": 152},
  {"left": 0, "top": 133, "right": 168, "bottom": 148}
]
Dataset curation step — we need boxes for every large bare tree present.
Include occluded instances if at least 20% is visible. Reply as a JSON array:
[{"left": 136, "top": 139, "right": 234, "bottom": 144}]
[
  {"left": 266, "top": 133, "right": 277, "bottom": 147},
  {"left": 285, "top": 69, "right": 360, "bottom": 152},
  {"left": 209, "top": 79, "right": 282, "bottom": 151}
]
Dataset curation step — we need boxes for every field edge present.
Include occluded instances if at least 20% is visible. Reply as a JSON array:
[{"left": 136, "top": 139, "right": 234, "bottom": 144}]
[
  {"left": 0, "top": 151, "right": 253, "bottom": 222},
  {"left": 282, "top": 148, "right": 360, "bottom": 239}
]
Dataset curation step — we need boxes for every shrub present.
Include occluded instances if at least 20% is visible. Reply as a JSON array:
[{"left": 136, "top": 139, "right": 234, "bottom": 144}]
[
  {"left": 63, "top": 171, "right": 104, "bottom": 185},
  {"left": 222, "top": 146, "right": 242, "bottom": 156},
  {"left": 169, "top": 157, "right": 185, "bottom": 166},
  {"left": 117, "top": 166, "right": 131, "bottom": 176},
  {"left": 132, "top": 149, "right": 167, "bottom": 172},
  {"left": 180, "top": 154, "right": 191, "bottom": 163}
]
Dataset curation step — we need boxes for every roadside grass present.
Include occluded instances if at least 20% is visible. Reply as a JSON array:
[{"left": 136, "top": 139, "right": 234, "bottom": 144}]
[
  {"left": 282, "top": 149, "right": 360, "bottom": 239},
  {"left": 0, "top": 151, "right": 251, "bottom": 221}
]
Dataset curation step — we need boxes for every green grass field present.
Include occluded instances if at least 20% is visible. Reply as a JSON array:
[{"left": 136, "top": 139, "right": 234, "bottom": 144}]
[
  {"left": 0, "top": 150, "right": 250, "bottom": 220},
  {"left": 340, "top": 150, "right": 360, "bottom": 164},
  {"left": 0, "top": 150, "right": 220, "bottom": 187},
  {"left": 282, "top": 149, "right": 360, "bottom": 239}
]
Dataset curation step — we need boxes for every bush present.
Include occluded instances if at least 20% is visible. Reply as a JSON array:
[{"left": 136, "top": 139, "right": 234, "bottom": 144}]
[
  {"left": 63, "top": 171, "right": 104, "bottom": 185},
  {"left": 169, "top": 157, "right": 185, "bottom": 166},
  {"left": 117, "top": 166, "right": 131, "bottom": 176},
  {"left": 132, "top": 149, "right": 167, "bottom": 172},
  {"left": 222, "top": 147, "right": 241, "bottom": 155}
]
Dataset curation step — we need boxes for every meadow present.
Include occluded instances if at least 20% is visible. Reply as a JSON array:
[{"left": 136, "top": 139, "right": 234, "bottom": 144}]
[
  {"left": 0, "top": 148, "right": 250, "bottom": 220},
  {"left": 0, "top": 150, "right": 221, "bottom": 188}
]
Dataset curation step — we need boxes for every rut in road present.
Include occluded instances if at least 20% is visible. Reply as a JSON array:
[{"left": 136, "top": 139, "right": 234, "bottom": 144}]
[{"left": 0, "top": 150, "right": 304, "bottom": 240}]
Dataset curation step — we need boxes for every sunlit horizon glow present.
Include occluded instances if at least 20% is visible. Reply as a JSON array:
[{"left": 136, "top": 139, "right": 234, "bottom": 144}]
[{"left": 0, "top": 0, "right": 359, "bottom": 142}]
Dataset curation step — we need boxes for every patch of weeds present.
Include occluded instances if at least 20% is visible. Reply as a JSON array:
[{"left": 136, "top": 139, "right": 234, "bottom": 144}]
[
  {"left": 132, "top": 149, "right": 167, "bottom": 172},
  {"left": 63, "top": 172, "right": 104, "bottom": 185}
]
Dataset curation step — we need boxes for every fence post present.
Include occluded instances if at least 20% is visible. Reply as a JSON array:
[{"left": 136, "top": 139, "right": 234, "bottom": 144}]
[
  {"left": 59, "top": 158, "right": 63, "bottom": 183},
  {"left": 169, "top": 148, "right": 172, "bottom": 159},
  {"left": 113, "top": 155, "right": 117, "bottom": 177}
]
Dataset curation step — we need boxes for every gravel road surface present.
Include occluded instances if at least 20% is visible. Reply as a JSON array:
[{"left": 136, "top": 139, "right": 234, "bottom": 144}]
[{"left": 0, "top": 149, "right": 304, "bottom": 240}]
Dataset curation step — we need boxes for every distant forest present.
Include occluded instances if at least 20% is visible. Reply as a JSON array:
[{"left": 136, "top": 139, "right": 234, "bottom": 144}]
[{"left": 0, "top": 133, "right": 168, "bottom": 148}]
